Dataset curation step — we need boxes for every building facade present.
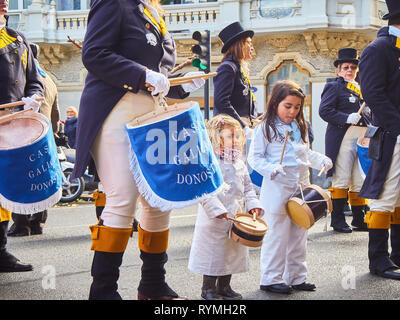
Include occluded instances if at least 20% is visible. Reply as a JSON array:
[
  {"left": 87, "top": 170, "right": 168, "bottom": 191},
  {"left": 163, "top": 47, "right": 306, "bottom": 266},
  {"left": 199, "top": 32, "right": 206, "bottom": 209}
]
[{"left": 8, "top": 0, "right": 388, "bottom": 158}]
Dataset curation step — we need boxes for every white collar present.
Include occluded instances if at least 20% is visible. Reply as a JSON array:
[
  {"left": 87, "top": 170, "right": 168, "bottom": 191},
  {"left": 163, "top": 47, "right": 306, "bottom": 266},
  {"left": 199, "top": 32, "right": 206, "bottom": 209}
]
[{"left": 389, "top": 26, "right": 400, "bottom": 38}]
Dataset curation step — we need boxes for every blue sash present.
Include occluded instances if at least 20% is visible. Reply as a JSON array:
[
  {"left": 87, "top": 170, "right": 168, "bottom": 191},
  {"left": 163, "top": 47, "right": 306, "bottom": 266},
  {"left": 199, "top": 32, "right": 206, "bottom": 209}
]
[
  {"left": 0, "top": 117, "right": 62, "bottom": 214},
  {"left": 125, "top": 103, "right": 224, "bottom": 211}
]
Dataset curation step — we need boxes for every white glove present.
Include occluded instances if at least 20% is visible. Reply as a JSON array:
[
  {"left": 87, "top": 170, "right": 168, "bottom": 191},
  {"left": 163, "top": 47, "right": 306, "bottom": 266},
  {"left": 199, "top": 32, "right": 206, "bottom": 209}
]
[
  {"left": 346, "top": 113, "right": 361, "bottom": 125},
  {"left": 145, "top": 69, "right": 170, "bottom": 96},
  {"left": 270, "top": 164, "right": 286, "bottom": 180},
  {"left": 22, "top": 94, "right": 41, "bottom": 113},
  {"left": 244, "top": 126, "right": 253, "bottom": 140},
  {"left": 397, "top": 135, "right": 400, "bottom": 144},
  {"left": 321, "top": 157, "right": 333, "bottom": 171},
  {"left": 180, "top": 71, "right": 205, "bottom": 93}
]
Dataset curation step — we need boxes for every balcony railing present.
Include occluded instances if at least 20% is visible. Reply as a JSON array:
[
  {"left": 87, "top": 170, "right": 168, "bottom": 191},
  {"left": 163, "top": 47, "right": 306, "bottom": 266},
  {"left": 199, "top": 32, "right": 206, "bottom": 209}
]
[{"left": 7, "top": 0, "right": 386, "bottom": 43}]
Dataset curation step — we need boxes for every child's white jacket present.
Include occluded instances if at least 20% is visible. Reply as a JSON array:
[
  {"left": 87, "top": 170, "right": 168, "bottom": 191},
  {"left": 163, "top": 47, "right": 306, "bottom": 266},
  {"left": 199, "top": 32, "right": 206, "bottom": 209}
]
[
  {"left": 188, "top": 157, "right": 263, "bottom": 276},
  {"left": 248, "top": 121, "right": 330, "bottom": 215}
]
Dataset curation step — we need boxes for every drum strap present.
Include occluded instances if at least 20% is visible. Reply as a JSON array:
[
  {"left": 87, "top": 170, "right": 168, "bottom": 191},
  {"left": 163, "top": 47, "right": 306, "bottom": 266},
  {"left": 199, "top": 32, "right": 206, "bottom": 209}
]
[{"left": 231, "top": 224, "right": 264, "bottom": 243}]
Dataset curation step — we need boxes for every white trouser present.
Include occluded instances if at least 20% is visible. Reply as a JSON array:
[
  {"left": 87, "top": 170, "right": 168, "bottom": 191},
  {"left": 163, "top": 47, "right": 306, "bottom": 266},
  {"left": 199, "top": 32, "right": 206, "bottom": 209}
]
[
  {"left": 260, "top": 213, "right": 308, "bottom": 286},
  {"left": 90, "top": 91, "right": 171, "bottom": 232},
  {"left": 369, "top": 143, "right": 400, "bottom": 212},
  {"left": 332, "top": 126, "right": 366, "bottom": 192}
]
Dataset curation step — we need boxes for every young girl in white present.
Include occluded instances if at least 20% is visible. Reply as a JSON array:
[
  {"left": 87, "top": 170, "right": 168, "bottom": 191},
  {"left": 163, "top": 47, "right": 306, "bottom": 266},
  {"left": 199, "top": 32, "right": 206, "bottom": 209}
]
[
  {"left": 248, "top": 80, "right": 333, "bottom": 294},
  {"left": 188, "top": 114, "right": 264, "bottom": 300}
]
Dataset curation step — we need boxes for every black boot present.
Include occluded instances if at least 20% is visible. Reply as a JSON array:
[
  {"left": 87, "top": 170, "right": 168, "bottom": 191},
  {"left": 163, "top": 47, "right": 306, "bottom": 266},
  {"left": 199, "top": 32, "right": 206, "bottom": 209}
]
[
  {"left": 390, "top": 224, "right": 400, "bottom": 267},
  {"left": 351, "top": 206, "right": 368, "bottom": 231},
  {"left": 216, "top": 275, "right": 242, "bottom": 300},
  {"left": 137, "top": 250, "right": 182, "bottom": 300},
  {"left": 30, "top": 210, "right": 47, "bottom": 235},
  {"left": 201, "top": 275, "right": 223, "bottom": 300},
  {"left": 368, "top": 228, "right": 399, "bottom": 277},
  {"left": 330, "top": 198, "right": 352, "bottom": 233},
  {"left": 0, "top": 221, "right": 33, "bottom": 272},
  {"left": 89, "top": 251, "right": 124, "bottom": 300},
  {"left": 7, "top": 213, "right": 31, "bottom": 237}
]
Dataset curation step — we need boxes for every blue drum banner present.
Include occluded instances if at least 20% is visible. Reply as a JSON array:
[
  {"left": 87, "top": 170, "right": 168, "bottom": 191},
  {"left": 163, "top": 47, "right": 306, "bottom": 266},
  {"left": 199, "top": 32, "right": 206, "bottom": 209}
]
[
  {"left": 0, "top": 122, "right": 62, "bottom": 214},
  {"left": 126, "top": 103, "right": 225, "bottom": 211}
]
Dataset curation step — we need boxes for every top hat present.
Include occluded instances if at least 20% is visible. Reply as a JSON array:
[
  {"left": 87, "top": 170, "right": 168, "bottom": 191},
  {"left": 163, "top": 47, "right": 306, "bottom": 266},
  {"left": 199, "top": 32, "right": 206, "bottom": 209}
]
[
  {"left": 382, "top": 0, "right": 400, "bottom": 20},
  {"left": 218, "top": 22, "right": 254, "bottom": 54},
  {"left": 334, "top": 48, "right": 359, "bottom": 67}
]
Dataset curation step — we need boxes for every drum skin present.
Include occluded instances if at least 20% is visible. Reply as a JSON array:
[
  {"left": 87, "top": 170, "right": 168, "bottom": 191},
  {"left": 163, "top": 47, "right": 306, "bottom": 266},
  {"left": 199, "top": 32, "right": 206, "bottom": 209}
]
[
  {"left": 287, "top": 184, "right": 332, "bottom": 229},
  {"left": 230, "top": 213, "right": 268, "bottom": 247}
]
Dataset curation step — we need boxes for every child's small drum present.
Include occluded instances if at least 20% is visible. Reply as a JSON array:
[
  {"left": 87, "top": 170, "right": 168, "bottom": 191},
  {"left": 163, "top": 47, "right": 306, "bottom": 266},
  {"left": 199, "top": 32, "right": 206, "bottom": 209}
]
[
  {"left": 230, "top": 213, "right": 268, "bottom": 247},
  {"left": 287, "top": 184, "right": 332, "bottom": 229}
]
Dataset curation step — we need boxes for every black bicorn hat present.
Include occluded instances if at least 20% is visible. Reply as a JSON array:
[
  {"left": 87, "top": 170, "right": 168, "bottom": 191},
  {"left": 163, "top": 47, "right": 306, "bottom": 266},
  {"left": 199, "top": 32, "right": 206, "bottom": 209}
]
[
  {"left": 218, "top": 22, "right": 254, "bottom": 54},
  {"left": 334, "top": 48, "right": 359, "bottom": 67},
  {"left": 382, "top": 0, "right": 400, "bottom": 20}
]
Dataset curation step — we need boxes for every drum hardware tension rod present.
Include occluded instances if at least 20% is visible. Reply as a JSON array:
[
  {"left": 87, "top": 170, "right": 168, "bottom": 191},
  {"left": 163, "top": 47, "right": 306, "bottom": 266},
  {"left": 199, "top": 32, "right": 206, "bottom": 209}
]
[{"left": 226, "top": 217, "right": 257, "bottom": 229}]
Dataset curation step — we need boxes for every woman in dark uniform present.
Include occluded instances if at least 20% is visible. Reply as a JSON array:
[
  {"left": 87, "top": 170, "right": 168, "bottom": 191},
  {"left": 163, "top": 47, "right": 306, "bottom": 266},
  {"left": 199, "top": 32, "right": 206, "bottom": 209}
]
[
  {"left": 72, "top": 0, "right": 204, "bottom": 300},
  {"left": 213, "top": 22, "right": 256, "bottom": 138},
  {"left": 319, "top": 48, "right": 368, "bottom": 233}
]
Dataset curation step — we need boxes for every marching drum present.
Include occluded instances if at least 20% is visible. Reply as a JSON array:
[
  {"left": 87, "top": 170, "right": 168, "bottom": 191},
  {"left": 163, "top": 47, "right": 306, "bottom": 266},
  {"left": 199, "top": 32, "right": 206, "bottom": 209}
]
[
  {"left": 0, "top": 111, "right": 62, "bottom": 214},
  {"left": 125, "top": 101, "right": 224, "bottom": 211},
  {"left": 230, "top": 213, "right": 268, "bottom": 247},
  {"left": 287, "top": 184, "right": 332, "bottom": 229}
]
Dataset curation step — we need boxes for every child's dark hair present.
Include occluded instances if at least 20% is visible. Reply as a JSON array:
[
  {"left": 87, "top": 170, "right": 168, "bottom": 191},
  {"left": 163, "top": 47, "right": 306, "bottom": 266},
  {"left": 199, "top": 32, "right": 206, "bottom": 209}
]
[{"left": 262, "top": 80, "right": 307, "bottom": 142}]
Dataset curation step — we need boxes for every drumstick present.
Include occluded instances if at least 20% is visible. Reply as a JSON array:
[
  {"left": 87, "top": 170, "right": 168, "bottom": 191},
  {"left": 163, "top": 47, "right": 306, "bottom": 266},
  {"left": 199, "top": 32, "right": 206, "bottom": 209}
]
[
  {"left": 317, "top": 166, "right": 326, "bottom": 177},
  {"left": 170, "top": 54, "right": 197, "bottom": 74},
  {"left": 0, "top": 97, "right": 45, "bottom": 110},
  {"left": 0, "top": 108, "right": 33, "bottom": 125},
  {"left": 145, "top": 72, "right": 218, "bottom": 91},
  {"left": 168, "top": 72, "right": 218, "bottom": 86},
  {"left": 226, "top": 217, "right": 257, "bottom": 229},
  {"left": 357, "top": 102, "right": 366, "bottom": 115},
  {"left": 280, "top": 130, "right": 290, "bottom": 165}
]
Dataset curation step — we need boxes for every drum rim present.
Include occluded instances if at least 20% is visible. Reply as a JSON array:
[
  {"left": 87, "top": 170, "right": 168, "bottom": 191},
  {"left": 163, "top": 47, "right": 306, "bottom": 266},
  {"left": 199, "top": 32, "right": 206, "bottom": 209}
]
[
  {"left": 233, "top": 213, "right": 268, "bottom": 235},
  {"left": 0, "top": 113, "right": 48, "bottom": 150},
  {"left": 287, "top": 197, "right": 315, "bottom": 229},
  {"left": 308, "top": 184, "right": 333, "bottom": 213},
  {"left": 125, "top": 101, "right": 198, "bottom": 129}
]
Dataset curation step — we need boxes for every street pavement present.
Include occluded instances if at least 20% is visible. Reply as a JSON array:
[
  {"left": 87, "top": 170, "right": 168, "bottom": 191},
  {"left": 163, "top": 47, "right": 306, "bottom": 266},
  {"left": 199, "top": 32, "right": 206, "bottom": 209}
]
[{"left": 1, "top": 202, "right": 400, "bottom": 301}]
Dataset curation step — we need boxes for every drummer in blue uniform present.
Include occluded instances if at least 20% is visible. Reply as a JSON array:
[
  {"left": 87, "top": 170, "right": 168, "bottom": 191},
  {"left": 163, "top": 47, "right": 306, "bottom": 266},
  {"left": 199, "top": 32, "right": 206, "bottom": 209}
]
[
  {"left": 358, "top": 0, "right": 400, "bottom": 280},
  {"left": 213, "top": 22, "right": 256, "bottom": 139},
  {"left": 0, "top": 0, "right": 43, "bottom": 272},
  {"left": 72, "top": 0, "right": 204, "bottom": 299},
  {"left": 319, "top": 48, "right": 369, "bottom": 233}
]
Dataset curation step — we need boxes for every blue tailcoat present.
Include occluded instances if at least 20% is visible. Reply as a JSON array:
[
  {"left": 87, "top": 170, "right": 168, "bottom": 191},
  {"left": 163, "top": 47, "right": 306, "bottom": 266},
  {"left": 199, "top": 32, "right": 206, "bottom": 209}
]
[
  {"left": 72, "top": 0, "right": 188, "bottom": 178},
  {"left": 319, "top": 77, "right": 366, "bottom": 177},
  {"left": 358, "top": 27, "right": 400, "bottom": 199}
]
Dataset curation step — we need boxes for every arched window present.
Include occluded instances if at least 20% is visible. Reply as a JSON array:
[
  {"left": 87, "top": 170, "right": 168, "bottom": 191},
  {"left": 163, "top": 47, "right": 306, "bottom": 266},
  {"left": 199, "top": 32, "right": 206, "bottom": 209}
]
[{"left": 267, "top": 60, "right": 312, "bottom": 123}]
